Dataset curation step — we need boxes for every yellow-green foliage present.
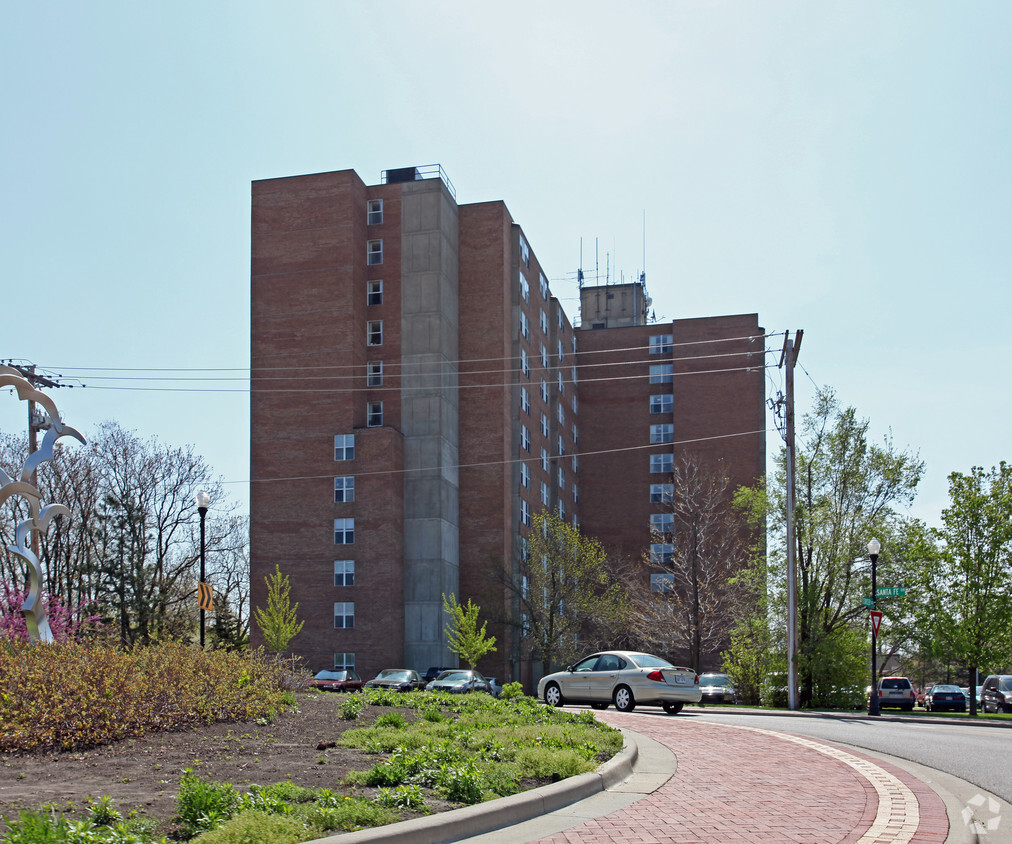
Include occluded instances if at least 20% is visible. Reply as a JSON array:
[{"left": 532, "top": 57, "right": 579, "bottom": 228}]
[
  {"left": 0, "top": 641, "right": 293, "bottom": 752},
  {"left": 189, "top": 810, "right": 308, "bottom": 844}
]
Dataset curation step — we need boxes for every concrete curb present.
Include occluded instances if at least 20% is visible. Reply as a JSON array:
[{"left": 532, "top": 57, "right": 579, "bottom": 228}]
[{"left": 314, "top": 737, "right": 638, "bottom": 844}]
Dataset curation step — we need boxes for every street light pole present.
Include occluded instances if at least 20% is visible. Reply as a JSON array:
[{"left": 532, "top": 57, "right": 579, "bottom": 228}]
[
  {"left": 195, "top": 490, "right": 210, "bottom": 648},
  {"left": 868, "top": 538, "right": 881, "bottom": 717}
]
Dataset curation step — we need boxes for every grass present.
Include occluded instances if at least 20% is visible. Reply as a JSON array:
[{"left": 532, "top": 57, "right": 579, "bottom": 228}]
[{"left": 0, "top": 644, "right": 621, "bottom": 843}]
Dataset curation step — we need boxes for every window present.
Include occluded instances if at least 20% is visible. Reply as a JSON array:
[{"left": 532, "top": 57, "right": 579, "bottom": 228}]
[
  {"left": 572, "top": 454, "right": 578, "bottom": 473},
  {"left": 520, "top": 348, "right": 529, "bottom": 378},
  {"left": 520, "top": 424, "right": 530, "bottom": 452},
  {"left": 520, "top": 499, "right": 530, "bottom": 526},
  {"left": 366, "top": 361, "right": 383, "bottom": 387},
  {"left": 650, "top": 334, "right": 673, "bottom": 354},
  {"left": 650, "top": 454, "right": 674, "bottom": 474},
  {"left": 367, "top": 401, "right": 383, "bottom": 427},
  {"left": 334, "top": 652, "right": 355, "bottom": 670},
  {"left": 541, "top": 447, "right": 549, "bottom": 472},
  {"left": 334, "top": 434, "right": 355, "bottom": 461},
  {"left": 520, "top": 463, "right": 530, "bottom": 489},
  {"left": 540, "top": 343, "right": 548, "bottom": 369},
  {"left": 367, "top": 320, "right": 383, "bottom": 346},
  {"left": 367, "top": 239, "right": 383, "bottom": 265},
  {"left": 540, "top": 412, "right": 549, "bottom": 438},
  {"left": 541, "top": 481, "right": 550, "bottom": 506},
  {"left": 650, "top": 363, "right": 674, "bottom": 384},
  {"left": 650, "top": 544, "right": 674, "bottom": 564},
  {"left": 520, "top": 311, "right": 530, "bottom": 340},
  {"left": 334, "top": 601, "right": 355, "bottom": 629},
  {"left": 334, "top": 560, "right": 355, "bottom": 587},
  {"left": 540, "top": 378, "right": 549, "bottom": 403},
  {"left": 558, "top": 339, "right": 565, "bottom": 361},
  {"left": 557, "top": 404, "right": 565, "bottom": 426},
  {"left": 539, "top": 309, "right": 548, "bottom": 334},
  {"left": 519, "top": 272, "right": 530, "bottom": 303},
  {"left": 367, "top": 198, "right": 383, "bottom": 225},
  {"left": 650, "top": 483, "right": 674, "bottom": 503},
  {"left": 572, "top": 393, "right": 578, "bottom": 414},
  {"left": 558, "top": 435, "right": 565, "bottom": 456},
  {"left": 519, "top": 233, "right": 530, "bottom": 267},
  {"left": 650, "top": 423, "right": 674, "bottom": 443},
  {"left": 650, "top": 513, "right": 674, "bottom": 533},
  {"left": 539, "top": 272, "right": 548, "bottom": 299},
  {"left": 572, "top": 423, "right": 578, "bottom": 444},
  {"left": 367, "top": 279, "right": 383, "bottom": 306},
  {"left": 571, "top": 334, "right": 577, "bottom": 353},
  {"left": 558, "top": 370, "right": 565, "bottom": 394},
  {"left": 650, "top": 394, "right": 673, "bottom": 414},
  {"left": 334, "top": 518, "right": 355, "bottom": 545},
  {"left": 520, "top": 386, "right": 530, "bottom": 415},
  {"left": 557, "top": 466, "right": 565, "bottom": 490},
  {"left": 557, "top": 499, "right": 565, "bottom": 519},
  {"left": 334, "top": 476, "right": 355, "bottom": 503},
  {"left": 571, "top": 365, "right": 578, "bottom": 386},
  {"left": 651, "top": 573, "right": 675, "bottom": 592},
  {"left": 572, "top": 483, "right": 578, "bottom": 503}
]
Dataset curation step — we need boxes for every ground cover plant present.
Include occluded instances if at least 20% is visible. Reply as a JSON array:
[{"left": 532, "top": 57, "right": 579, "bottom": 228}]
[{"left": 0, "top": 645, "right": 621, "bottom": 842}]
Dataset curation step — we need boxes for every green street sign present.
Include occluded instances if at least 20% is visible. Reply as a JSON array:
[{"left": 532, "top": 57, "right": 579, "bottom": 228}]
[
  {"left": 876, "top": 586, "right": 907, "bottom": 598},
  {"left": 862, "top": 597, "right": 875, "bottom": 607}
]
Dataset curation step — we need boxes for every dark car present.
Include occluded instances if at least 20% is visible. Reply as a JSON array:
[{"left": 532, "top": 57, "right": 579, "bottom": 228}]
[
  {"left": 425, "top": 669, "right": 492, "bottom": 694},
  {"left": 981, "top": 675, "right": 1012, "bottom": 713},
  {"left": 423, "top": 666, "right": 456, "bottom": 683},
  {"left": 310, "top": 668, "right": 363, "bottom": 693},
  {"left": 364, "top": 669, "right": 425, "bottom": 692},
  {"left": 698, "top": 673, "right": 736, "bottom": 704},
  {"left": 924, "top": 684, "right": 966, "bottom": 712}
]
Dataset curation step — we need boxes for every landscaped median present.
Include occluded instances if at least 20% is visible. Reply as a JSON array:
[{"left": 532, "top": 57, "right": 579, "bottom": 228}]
[{"left": 0, "top": 642, "right": 623, "bottom": 843}]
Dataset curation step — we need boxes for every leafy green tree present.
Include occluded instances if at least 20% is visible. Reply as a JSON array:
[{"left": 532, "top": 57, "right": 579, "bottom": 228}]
[
  {"left": 492, "top": 513, "right": 627, "bottom": 675},
  {"left": 915, "top": 463, "right": 1012, "bottom": 712},
  {"left": 253, "top": 564, "right": 304, "bottom": 654},
  {"left": 737, "top": 388, "right": 926, "bottom": 707},
  {"left": 441, "top": 593, "right": 496, "bottom": 669}
]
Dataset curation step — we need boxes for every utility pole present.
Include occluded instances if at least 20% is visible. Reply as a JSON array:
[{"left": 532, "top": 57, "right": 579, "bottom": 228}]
[{"left": 776, "top": 331, "right": 803, "bottom": 711}]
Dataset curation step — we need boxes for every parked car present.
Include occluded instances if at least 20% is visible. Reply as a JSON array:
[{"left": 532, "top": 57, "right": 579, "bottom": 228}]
[
  {"left": 423, "top": 666, "right": 456, "bottom": 683},
  {"left": 364, "top": 669, "right": 425, "bottom": 692},
  {"left": 876, "top": 676, "right": 916, "bottom": 711},
  {"left": 537, "top": 650, "right": 700, "bottom": 714},
  {"left": 309, "top": 668, "right": 363, "bottom": 693},
  {"left": 981, "top": 675, "right": 1012, "bottom": 713},
  {"left": 425, "top": 669, "right": 492, "bottom": 694},
  {"left": 485, "top": 677, "right": 503, "bottom": 697},
  {"left": 924, "top": 684, "right": 966, "bottom": 712},
  {"left": 698, "top": 673, "right": 736, "bottom": 704}
]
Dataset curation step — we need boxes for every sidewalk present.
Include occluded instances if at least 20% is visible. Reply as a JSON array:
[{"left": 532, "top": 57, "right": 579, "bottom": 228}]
[{"left": 326, "top": 709, "right": 1007, "bottom": 844}]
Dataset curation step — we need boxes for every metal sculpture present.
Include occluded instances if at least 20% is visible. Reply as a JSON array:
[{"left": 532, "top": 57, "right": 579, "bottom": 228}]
[{"left": 0, "top": 365, "right": 86, "bottom": 642}]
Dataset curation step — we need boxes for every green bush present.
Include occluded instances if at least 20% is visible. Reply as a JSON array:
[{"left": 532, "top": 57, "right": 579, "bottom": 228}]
[
  {"left": 374, "top": 711, "right": 407, "bottom": 729},
  {"left": 499, "top": 681, "right": 524, "bottom": 700},
  {"left": 175, "top": 769, "right": 239, "bottom": 838},
  {"left": 372, "top": 784, "right": 429, "bottom": 813},
  {"left": 339, "top": 695, "right": 364, "bottom": 720},
  {"left": 189, "top": 810, "right": 307, "bottom": 844}
]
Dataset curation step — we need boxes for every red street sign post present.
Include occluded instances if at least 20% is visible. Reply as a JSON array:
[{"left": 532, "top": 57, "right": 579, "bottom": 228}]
[{"left": 870, "top": 609, "right": 883, "bottom": 636}]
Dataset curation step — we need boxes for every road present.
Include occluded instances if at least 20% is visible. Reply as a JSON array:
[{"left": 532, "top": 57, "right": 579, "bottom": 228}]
[{"left": 691, "top": 708, "right": 1012, "bottom": 803}]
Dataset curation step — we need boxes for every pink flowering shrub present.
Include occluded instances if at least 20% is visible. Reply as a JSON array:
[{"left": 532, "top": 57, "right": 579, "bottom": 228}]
[{"left": 0, "top": 580, "right": 101, "bottom": 642}]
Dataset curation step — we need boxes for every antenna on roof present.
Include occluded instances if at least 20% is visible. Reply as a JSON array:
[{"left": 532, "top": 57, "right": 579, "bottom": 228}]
[{"left": 577, "top": 238, "right": 584, "bottom": 289}]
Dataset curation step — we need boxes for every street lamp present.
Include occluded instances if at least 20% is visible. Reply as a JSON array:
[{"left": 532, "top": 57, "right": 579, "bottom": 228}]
[
  {"left": 195, "top": 490, "right": 210, "bottom": 648},
  {"left": 868, "top": 538, "right": 881, "bottom": 717}
]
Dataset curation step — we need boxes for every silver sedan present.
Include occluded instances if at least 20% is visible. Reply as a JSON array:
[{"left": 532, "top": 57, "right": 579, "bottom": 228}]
[{"left": 537, "top": 651, "right": 701, "bottom": 714}]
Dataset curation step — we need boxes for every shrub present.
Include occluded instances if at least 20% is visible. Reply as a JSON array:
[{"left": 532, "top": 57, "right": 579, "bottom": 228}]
[
  {"left": 374, "top": 711, "right": 407, "bottom": 729},
  {"left": 499, "top": 681, "right": 524, "bottom": 700},
  {"left": 189, "top": 810, "right": 307, "bottom": 844},
  {"left": 339, "top": 695, "right": 364, "bottom": 720},
  {"left": 175, "top": 769, "right": 239, "bottom": 838},
  {"left": 372, "top": 784, "right": 429, "bottom": 813}
]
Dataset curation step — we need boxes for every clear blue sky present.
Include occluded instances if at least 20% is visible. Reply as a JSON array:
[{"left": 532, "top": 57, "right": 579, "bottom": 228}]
[{"left": 2, "top": 2, "right": 1009, "bottom": 529}]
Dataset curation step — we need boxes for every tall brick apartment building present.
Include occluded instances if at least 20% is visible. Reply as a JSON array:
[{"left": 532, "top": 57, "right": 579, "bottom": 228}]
[{"left": 250, "top": 165, "right": 765, "bottom": 683}]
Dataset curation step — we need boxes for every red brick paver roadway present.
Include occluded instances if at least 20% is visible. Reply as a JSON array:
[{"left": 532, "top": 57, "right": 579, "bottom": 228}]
[{"left": 537, "top": 712, "right": 949, "bottom": 844}]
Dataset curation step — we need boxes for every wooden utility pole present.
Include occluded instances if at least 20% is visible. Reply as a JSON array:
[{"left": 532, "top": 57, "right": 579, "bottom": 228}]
[{"left": 778, "top": 331, "right": 803, "bottom": 711}]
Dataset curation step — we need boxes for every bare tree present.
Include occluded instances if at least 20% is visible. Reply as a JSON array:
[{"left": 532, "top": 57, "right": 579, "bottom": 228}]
[{"left": 629, "top": 453, "right": 749, "bottom": 672}]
